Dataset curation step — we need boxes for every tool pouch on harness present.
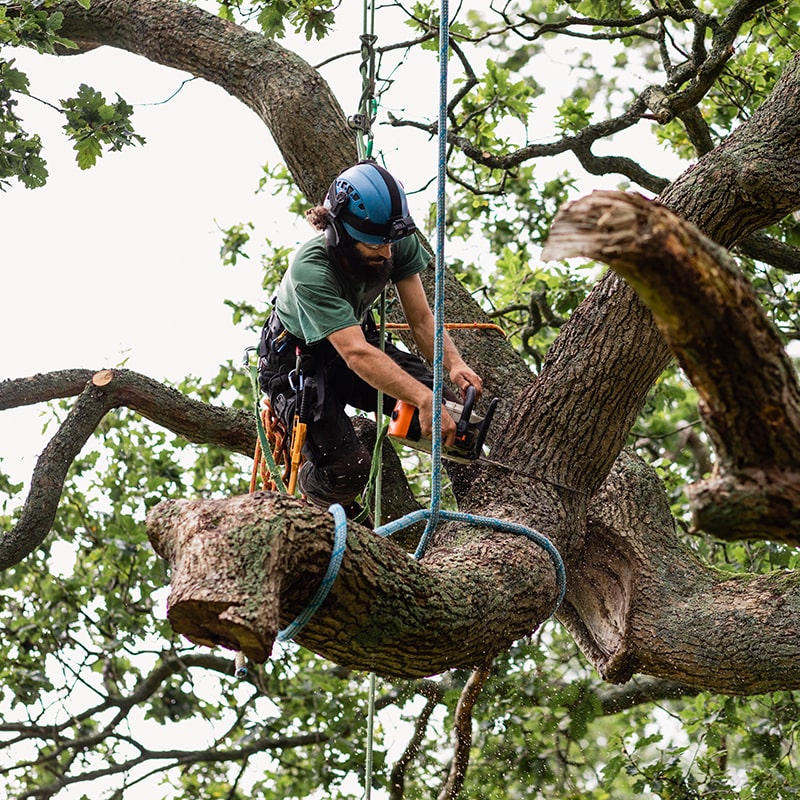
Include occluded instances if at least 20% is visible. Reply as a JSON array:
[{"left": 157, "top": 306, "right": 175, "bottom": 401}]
[
  {"left": 258, "top": 305, "right": 393, "bottom": 428},
  {"left": 258, "top": 310, "right": 324, "bottom": 424}
]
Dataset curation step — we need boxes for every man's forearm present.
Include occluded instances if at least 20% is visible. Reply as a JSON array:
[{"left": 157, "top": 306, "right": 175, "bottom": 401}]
[
  {"left": 346, "top": 345, "right": 432, "bottom": 407},
  {"left": 409, "top": 317, "right": 464, "bottom": 371}
]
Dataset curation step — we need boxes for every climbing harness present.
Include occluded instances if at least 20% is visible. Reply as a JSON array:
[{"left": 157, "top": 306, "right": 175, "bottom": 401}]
[{"left": 240, "top": 348, "right": 349, "bottom": 675}]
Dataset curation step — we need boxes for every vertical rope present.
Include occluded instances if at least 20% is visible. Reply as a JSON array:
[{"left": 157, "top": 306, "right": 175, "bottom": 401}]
[
  {"left": 414, "top": 0, "right": 449, "bottom": 560},
  {"left": 373, "top": 291, "right": 386, "bottom": 529},
  {"left": 364, "top": 292, "right": 386, "bottom": 800},
  {"left": 356, "top": 0, "right": 377, "bottom": 161},
  {"left": 365, "top": 670, "right": 377, "bottom": 799}
]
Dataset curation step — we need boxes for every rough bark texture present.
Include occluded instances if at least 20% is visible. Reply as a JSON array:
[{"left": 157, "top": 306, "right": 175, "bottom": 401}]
[
  {"left": 147, "top": 492, "right": 560, "bottom": 678},
  {"left": 572, "top": 451, "right": 800, "bottom": 694},
  {"left": 544, "top": 191, "right": 800, "bottom": 544},
  {"left": 5, "top": 1, "right": 800, "bottom": 692}
]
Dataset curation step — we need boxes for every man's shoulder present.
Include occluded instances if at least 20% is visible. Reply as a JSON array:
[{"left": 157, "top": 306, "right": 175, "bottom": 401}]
[
  {"left": 292, "top": 235, "right": 330, "bottom": 271},
  {"left": 392, "top": 234, "right": 431, "bottom": 280}
]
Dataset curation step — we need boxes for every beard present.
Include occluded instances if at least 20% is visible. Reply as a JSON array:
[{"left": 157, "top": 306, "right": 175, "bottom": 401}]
[{"left": 335, "top": 243, "right": 394, "bottom": 287}]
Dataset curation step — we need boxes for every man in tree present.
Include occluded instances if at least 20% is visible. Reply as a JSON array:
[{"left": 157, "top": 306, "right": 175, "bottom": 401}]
[{"left": 258, "top": 159, "right": 482, "bottom": 516}]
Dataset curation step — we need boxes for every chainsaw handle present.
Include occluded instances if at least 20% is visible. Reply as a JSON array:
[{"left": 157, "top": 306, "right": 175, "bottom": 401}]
[{"left": 456, "top": 384, "right": 477, "bottom": 437}]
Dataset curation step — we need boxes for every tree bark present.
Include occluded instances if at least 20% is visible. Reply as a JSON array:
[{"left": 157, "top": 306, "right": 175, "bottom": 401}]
[
  {"left": 146, "top": 452, "right": 800, "bottom": 693},
  {"left": 146, "top": 492, "right": 561, "bottom": 678},
  {"left": 569, "top": 451, "right": 800, "bottom": 695},
  {"left": 544, "top": 190, "right": 800, "bottom": 544}
]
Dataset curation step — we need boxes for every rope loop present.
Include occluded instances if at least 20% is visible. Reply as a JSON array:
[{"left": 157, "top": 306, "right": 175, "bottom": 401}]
[
  {"left": 276, "top": 503, "right": 349, "bottom": 642},
  {"left": 374, "top": 509, "right": 566, "bottom": 619}
]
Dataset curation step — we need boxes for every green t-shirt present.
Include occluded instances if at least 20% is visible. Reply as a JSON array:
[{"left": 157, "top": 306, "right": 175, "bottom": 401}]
[{"left": 274, "top": 234, "right": 430, "bottom": 344}]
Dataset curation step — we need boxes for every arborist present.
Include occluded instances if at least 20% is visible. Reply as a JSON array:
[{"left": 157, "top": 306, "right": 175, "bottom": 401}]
[{"left": 258, "top": 159, "right": 482, "bottom": 518}]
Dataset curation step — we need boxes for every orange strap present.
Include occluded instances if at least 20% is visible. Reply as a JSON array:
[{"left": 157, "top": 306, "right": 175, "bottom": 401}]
[
  {"left": 385, "top": 321, "right": 506, "bottom": 337},
  {"left": 250, "top": 398, "right": 294, "bottom": 493}
]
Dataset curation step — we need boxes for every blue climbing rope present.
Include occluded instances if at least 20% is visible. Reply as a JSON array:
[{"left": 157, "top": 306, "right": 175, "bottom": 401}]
[
  {"left": 375, "top": 509, "right": 566, "bottom": 617},
  {"left": 418, "top": 0, "right": 451, "bottom": 556},
  {"left": 372, "top": 0, "right": 567, "bottom": 614},
  {"left": 276, "top": 503, "right": 348, "bottom": 642}
]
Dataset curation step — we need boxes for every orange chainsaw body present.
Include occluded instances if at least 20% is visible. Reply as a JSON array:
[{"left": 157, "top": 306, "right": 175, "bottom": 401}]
[{"left": 387, "top": 387, "right": 497, "bottom": 464}]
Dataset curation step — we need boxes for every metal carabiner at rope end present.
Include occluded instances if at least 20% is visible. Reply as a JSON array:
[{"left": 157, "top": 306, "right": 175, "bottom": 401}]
[{"left": 242, "top": 345, "right": 258, "bottom": 367}]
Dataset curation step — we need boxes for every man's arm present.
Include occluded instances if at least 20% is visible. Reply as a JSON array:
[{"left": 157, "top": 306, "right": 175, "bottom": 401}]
[
  {"left": 394, "top": 274, "right": 483, "bottom": 398},
  {"left": 327, "top": 324, "right": 457, "bottom": 446}
]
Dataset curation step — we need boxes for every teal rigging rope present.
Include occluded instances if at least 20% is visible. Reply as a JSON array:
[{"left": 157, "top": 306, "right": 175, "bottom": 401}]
[
  {"left": 375, "top": 509, "right": 566, "bottom": 617},
  {"left": 276, "top": 503, "right": 348, "bottom": 642},
  {"left": 416, "top": 0, "right": 451, "bottom": 560},
  {"left": 371, "top": 0, "right": 568, "bottom": 612}
]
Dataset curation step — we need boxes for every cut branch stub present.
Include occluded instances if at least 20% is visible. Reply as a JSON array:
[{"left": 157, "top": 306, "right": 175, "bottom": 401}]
[
  {"left": 146, "top": 492, "right": 561, "bottom": 678},
  {"left": 687, "top": 467, "right": 800, "bottom": 546},
  {"left": 543, "top": 189, "right": 800, "bottom": 544}
]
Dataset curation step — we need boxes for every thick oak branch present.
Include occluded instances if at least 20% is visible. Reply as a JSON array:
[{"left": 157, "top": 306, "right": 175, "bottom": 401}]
[
  {"left": 146, "top": 492, "right": 562, "bottom": 679},
  {"left": 563, "top": 451, "right": 800, "bottom": 694},
  {"left": 544, "top": 191, "right": 800, "bottom": 544}
]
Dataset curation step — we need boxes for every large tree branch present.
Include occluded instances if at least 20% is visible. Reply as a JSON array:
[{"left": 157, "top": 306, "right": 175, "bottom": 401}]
[
  {"left": 146, "top": 452, "right": 800, "bottom": 694},
  {"left": 544, "top": 190, "right": 800, "bottom": 544},
  {"left": 489, "top": 49, "right": 800, "bottom": 510},
  {"left": 562, "top": 450, "right": 800, "bottom": 694},
  {"left": 738, "top": 231, "right": 800, "bottom": 274},
  {"left": 0, "top": 369, "right": 254, "bottom": 570},
  {"left": 145, "top": 491, "right": 563, "bottom": 678}
]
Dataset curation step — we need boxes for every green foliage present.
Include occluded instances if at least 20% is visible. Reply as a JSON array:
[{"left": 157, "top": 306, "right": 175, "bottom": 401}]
[
  {"left": 60, "top": 83, "right": 145, "bottom": 169},
  {"left": 5, "top": 0, "right": 800, "bottom": 798},
  {"left": 219, "top": 221, "right": 253, "bottom": 267},
  {"left": 258, "top": 160, "right": 310, "bottom": 217},
  {"left": 0, "top": 1, "right": 76, "bottom": 53},
  {"left": 219, "top": 0, "right": 336, "bottom": 40},
  {"left": 555, "top": 94, "right": 593, "bottom": 134},
  {"left": 0, "top": 58, "right": 47, "bottom": 188},
  {"left": 1, "top": 1, "right": 148, "bottom": 184}
]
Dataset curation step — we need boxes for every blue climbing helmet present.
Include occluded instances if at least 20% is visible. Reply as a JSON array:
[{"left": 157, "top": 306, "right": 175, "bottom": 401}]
[{"left": 323, "top": 160, "right": 417, "bottom": 246}]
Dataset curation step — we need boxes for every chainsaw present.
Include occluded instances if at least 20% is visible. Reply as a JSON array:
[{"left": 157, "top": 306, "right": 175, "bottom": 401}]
[{"left": 387, "top": 385, "right": 498, "bottom": 464}]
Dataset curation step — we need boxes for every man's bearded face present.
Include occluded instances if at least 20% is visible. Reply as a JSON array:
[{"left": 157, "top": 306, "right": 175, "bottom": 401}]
[{"left": 340, "top": 241, "right": 394, "bottom": 284}]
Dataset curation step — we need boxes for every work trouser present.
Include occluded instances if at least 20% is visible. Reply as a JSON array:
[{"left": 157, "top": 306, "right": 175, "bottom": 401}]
[{"left": 258, "top": 310, "right": 445, "bottom": 507}]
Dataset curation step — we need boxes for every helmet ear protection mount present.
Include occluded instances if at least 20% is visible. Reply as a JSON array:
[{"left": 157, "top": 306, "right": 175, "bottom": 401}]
[
  {"left": 323, "top": 160, "right": 416, "bottom": 248},
  {"left": 324, "top": 189, "right": 348, "bottom": 248}
]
